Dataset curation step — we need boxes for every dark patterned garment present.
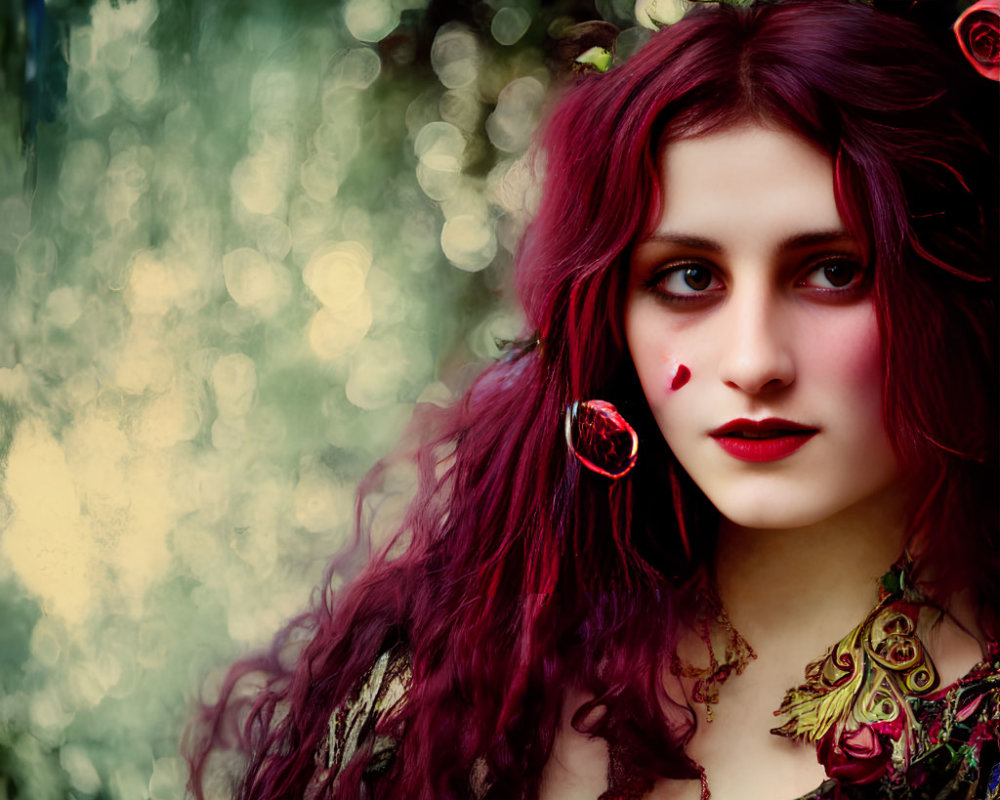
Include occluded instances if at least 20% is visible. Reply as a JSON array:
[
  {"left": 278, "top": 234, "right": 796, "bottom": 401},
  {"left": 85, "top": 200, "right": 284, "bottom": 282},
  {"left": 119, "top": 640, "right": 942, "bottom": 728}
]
[
  {"left": 604, "top": 564, "right": 1000, "bottom": 800},
  {"left": 601, "top": 646, "right": 1000, "bottom": 800},
  {"left": 770, "top": 564, "right": 1000, "bottom": 800},
  {"left": 789, "top": 647, "right": 1000, "bottom": 800},
  {"left": 316, "top": 571, "right": 1000, "bottom": 800},
  {"left": 305, "top": 646, "right": 412, "bottom": 800}
]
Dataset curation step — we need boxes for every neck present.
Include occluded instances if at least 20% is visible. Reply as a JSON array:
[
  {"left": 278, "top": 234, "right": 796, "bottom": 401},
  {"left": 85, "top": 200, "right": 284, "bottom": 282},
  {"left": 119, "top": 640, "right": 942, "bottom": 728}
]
[{"left": 713, "top": 485, "right": 907, "bottom": 655}]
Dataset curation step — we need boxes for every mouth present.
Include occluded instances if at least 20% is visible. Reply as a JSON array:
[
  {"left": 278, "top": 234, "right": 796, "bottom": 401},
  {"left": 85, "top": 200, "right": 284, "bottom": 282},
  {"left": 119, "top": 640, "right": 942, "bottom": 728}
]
[{"left": 709, "top": 418, "right": 818, "bottom": 462}]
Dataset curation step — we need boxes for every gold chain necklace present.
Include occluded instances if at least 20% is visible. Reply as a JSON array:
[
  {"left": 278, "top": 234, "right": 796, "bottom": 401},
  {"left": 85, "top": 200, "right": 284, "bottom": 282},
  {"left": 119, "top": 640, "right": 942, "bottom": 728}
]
[{"left": 671, "top": 583, "right": 757, "bottom": 722}]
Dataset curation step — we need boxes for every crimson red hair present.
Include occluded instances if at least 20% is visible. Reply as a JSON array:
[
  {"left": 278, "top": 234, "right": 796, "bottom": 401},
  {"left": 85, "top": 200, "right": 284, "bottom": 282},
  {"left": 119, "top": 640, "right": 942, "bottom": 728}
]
[{"left": 186, "top": 2, "right": 997, "bottom": 797}]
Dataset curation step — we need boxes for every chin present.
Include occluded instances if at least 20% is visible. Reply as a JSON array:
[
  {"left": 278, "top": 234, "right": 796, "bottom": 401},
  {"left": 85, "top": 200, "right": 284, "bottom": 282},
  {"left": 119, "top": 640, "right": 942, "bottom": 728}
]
[
  {"left": 708, "top": 478, "right": 901, "bottom": 532},
  {"left": 717, "top": 504, "right": 834, "bottom": 531}
]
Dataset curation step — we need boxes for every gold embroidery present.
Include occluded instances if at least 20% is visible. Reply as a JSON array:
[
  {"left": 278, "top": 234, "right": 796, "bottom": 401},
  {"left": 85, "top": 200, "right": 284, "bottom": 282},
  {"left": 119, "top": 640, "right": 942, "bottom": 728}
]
[
  {"left": 670, "top": 582, "right": 757, "bottom": 723},
  {"left": 771, "top": 570, "right": 940, "bottom": 772},
  {"left": 327, "top": 647, "right": 412, "bottom": 782}
]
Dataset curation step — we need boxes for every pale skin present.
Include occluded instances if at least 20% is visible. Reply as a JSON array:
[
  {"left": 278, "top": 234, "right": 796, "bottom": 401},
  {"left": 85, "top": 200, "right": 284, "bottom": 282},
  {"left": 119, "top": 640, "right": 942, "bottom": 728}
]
[{"left": 538, "top": 124, "right": 985, "bottom": 800}]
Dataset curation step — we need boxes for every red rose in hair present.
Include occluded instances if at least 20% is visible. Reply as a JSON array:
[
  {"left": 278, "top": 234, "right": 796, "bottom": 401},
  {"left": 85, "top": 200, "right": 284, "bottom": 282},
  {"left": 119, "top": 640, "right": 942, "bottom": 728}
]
[
  {"left": 954, "top": 0, "right": 1000, "bottom": 81},
  {"left": 816, "top": 724, "right": 893, "bottom": 786}
]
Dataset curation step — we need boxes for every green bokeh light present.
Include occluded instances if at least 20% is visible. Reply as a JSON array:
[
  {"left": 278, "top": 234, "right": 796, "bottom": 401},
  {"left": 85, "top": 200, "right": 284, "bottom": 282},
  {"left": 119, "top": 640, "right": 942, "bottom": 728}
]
[{"left": 0, "top": 0, "right": 647, "bottom": 795}]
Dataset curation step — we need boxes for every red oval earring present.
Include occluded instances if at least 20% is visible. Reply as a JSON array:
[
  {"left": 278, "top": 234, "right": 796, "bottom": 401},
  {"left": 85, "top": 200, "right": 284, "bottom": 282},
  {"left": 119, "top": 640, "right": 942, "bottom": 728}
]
[{"left": 564, "top": 400, "right": 638, "bottom": 479}]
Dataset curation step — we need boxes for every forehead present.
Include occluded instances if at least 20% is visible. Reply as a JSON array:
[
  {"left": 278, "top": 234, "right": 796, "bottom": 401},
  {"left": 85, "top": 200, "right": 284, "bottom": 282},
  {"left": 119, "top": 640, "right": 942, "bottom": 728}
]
[{"left": 655, "top": 124, "right": 842, "bottom": 238}]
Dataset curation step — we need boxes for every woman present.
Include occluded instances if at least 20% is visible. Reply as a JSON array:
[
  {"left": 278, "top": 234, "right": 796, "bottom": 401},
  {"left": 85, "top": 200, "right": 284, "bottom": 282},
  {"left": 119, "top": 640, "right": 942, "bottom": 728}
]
[{"left": 186, "top": 1, "right": 999, "bottom": 798}]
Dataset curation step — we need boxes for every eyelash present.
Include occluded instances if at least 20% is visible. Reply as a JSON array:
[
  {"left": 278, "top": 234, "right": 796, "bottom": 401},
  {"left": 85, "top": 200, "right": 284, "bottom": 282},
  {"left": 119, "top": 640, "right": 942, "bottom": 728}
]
[{"left": 643, "top": 256, "right": 869, "bottom": 305}]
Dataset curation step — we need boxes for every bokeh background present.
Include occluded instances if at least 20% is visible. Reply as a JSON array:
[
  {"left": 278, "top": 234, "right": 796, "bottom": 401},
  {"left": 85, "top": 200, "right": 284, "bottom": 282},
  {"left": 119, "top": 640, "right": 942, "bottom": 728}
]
[{"left": 0, "top": 1, "right": 667, "bottom": 797}]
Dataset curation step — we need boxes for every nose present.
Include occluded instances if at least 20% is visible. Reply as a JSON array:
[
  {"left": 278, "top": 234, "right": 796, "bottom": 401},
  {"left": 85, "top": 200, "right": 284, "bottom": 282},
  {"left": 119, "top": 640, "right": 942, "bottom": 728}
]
[{"left": 716, "top": 287, "right": 795, "bottom": 395}]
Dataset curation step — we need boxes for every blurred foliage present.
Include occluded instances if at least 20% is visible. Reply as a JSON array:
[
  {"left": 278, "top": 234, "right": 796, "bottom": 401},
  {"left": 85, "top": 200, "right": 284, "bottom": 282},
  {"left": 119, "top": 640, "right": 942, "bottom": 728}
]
[{"left": 0, "top": 1, "right": 648, "bottom": 798}]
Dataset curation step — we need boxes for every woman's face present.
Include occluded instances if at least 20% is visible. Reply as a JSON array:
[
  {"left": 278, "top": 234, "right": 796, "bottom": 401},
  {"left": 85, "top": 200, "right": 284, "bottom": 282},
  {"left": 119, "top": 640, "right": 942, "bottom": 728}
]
[{"left": 625, "top": 124, "right": 900, "bottom": 529}]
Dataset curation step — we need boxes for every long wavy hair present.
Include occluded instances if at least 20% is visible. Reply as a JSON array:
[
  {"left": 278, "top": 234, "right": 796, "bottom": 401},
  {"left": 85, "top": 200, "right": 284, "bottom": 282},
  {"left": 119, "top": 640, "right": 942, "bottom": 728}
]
[{"left": 186, "top": 1, "right": 998, "bottom": 798}]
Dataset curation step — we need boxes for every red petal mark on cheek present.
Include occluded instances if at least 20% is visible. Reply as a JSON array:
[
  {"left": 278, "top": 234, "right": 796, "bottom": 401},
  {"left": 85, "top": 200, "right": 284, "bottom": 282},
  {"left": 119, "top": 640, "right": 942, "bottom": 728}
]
[{"left": 670, "top": 364, "right": 691, "bottom": 391}]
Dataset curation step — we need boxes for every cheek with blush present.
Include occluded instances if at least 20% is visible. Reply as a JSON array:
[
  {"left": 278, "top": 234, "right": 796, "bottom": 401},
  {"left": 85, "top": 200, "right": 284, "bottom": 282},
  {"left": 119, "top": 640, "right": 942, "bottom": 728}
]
[{"left": 810, "top": 307, "right": 884, "bottom": 413}]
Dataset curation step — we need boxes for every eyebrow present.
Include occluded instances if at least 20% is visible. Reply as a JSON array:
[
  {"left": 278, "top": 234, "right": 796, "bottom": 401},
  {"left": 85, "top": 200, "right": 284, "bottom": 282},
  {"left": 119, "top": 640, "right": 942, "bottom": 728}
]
[{"left": 640, "top": 229, "right": 858, "bottom": 254}]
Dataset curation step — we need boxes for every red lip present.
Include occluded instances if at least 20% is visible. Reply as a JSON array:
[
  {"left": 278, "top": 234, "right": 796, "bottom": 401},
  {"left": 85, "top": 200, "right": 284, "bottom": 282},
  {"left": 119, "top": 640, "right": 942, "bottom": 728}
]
[{"left": 709, "top": 417, "right": 818, "bottom": 463}]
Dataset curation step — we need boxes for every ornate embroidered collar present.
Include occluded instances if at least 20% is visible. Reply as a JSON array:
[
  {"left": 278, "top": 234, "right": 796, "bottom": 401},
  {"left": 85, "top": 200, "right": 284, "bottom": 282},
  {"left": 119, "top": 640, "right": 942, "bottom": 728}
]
[{"left": 771, "top": 561, "right": 998, "bottom": 793}]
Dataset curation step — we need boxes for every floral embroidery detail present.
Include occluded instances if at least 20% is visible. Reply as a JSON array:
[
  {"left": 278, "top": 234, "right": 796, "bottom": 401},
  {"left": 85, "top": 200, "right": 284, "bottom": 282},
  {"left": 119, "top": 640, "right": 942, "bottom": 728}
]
[
  {"left": 318, "top": 598, "right": 1000, "bottom": 800},
  {"left": 815, "top": 722, "right": 893, "bottom": 786},
  {"left": 771, "top": 564, "right": 939, "bottom": 783},
  {"left": 902, "top": 650, "right": 1000, "bottom": 799},
  {"left": 768, "top": 566, "right": 1000, "bottom": 800}
]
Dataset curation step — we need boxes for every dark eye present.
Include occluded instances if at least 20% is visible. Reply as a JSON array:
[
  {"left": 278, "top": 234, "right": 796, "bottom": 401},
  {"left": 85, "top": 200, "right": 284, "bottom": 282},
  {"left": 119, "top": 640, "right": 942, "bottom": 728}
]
[
  {"left": 658, "top": 264, "right": 722, "bottom": 297},
  {"left": 681, "top": 266, "right": 712, "bottom": 291},
  {"left": 800, "top": 258, "right": 866, "bottom": 291}
]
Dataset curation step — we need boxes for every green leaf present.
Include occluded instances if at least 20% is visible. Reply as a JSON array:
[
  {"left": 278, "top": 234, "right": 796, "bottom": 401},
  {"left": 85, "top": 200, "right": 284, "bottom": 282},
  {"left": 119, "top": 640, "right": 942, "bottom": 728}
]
[{"left": 575, "top": 47, "right": 613, "bottom": 73}]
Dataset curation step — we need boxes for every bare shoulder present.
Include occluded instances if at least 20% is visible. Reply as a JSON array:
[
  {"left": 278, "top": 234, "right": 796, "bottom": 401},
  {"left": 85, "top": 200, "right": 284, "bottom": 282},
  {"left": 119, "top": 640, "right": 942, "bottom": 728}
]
[
  {"left": 538, "top": 688, "right": 610, "bottom": 800},
  {"left": 924, "top": 590, "right": 992, "bottom": 686}
]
